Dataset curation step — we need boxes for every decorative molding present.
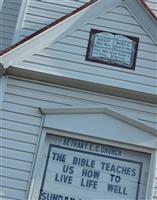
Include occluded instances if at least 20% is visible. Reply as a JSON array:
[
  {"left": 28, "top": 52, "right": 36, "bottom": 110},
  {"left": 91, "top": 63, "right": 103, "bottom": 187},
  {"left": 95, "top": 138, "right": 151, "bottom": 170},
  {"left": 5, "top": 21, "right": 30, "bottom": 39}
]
[{"left": 40, "top": 106, "right": 157, "bottom": 136}]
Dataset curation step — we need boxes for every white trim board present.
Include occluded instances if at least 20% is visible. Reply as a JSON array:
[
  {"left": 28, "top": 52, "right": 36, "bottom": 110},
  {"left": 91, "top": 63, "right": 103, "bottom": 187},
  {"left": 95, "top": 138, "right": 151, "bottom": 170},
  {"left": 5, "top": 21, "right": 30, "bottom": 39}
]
[
  {"left": 1, "top": 0, "right": 157, "bottom": 68},
  {"left": 0, "top": 76, "right": 8, "bottom": 110},
  {"left": 40, "top": 106, "right": 157, "bottom": 149},
  {"left": 6, "top": 67, "right": 157, "bottom": 104},
  {"left": 12, "top": 0, "right": 30, "bottom": 44},
  {"left": 0, "top": 0, "right": 4, "bottom": 11}
]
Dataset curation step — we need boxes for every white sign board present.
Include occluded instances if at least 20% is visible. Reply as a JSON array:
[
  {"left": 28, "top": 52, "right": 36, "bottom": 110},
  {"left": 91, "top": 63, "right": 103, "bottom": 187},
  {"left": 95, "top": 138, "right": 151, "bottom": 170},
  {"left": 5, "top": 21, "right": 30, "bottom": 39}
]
[{"left": 39, "top": 136, "right": 150, "bottom": 200}]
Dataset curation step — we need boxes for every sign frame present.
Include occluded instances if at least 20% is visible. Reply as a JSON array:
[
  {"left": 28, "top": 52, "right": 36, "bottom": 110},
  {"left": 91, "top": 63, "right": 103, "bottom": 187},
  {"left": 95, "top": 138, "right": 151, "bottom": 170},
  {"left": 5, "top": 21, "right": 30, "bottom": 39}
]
[
  {"left": 39, "top": 143, "right": 144, "bottom": 200},
  {"left": 85, "top": 29, "right": 139, "bottom": 70},
  {"left": 28, "top": 128, "right": 156, "bottom": 200}
]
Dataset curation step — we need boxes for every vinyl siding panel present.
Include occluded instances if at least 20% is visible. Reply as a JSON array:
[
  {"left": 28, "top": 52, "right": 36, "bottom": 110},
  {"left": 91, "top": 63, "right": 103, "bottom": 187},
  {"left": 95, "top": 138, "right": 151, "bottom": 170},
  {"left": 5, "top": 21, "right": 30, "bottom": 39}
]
[
  {"left": 18, "top": 0, "right": 89, "bottom": 40},
  {"left": 18, "top": 4, "right": 157, "bottom": 96},
  {"left": 0, "top": 77, "right": 40, "bottom": 200},
  {"left": 2, "top": 156, "right": 32, "bottom": 172},
  {"left": 1, "top": 76, "right": 157, "bottom": 199},
  {"left": 1, "top": 186, "right": 27, "bottom": 200},
  {"left": 0, "top": 0, "right": 22, "bottom": 51},
  {"left": 7, "top": 77, "right": 157, "bottom": 128}
]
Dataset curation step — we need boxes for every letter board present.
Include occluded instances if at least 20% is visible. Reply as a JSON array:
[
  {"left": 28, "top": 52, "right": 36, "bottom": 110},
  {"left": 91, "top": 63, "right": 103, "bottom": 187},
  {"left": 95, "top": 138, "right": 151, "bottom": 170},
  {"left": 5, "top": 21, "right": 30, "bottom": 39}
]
[{"left": 39, "top": 135, "right": 150, "bottom": 200}]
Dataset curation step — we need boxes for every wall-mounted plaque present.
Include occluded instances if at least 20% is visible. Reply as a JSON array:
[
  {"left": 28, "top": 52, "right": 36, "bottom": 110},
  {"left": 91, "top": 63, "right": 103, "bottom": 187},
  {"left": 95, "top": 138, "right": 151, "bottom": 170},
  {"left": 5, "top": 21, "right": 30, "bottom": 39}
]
[
  {"left": 86, "top": 29, "right": 139, "bottom": 70},
  {"left": 39, "top": 136, "right": 150, "bottom": 200}
]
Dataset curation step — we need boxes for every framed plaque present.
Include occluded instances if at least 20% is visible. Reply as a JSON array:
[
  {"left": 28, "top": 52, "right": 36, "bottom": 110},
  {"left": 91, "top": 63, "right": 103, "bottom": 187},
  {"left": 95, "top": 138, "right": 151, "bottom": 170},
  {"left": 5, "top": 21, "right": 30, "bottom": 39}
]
[{"left": 86, "top": 29, "right": 139, "bottom": 70}]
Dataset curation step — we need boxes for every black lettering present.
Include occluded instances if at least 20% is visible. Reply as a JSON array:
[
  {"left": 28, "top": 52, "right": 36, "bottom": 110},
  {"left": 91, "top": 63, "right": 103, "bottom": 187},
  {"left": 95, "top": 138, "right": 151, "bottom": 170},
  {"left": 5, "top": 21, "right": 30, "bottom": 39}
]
[
  {"left": 69, "top": 166, "right": 74, "bottom": 174},
  {"left": 110, "top": 174, "right": 115, "bottom": 182},
  {"left": 72, "top": 157, "right": 95, "bottom": 168},
  {"left": 55, "top": 174, "right": 73, "bottom": 184},
  {"left": 58, "top": 195, "right": 63, "bottom": 200},
  {"left": 108, "top": 184, "right": 127, "bottom": 195},
  {"left": 108, "top": 184, "right": 114, "bottom": 192},
  {"left": 116, "top": 166, "right": 122, "bottom": 173},
  {"left": 127, "top": 167, "right": 131, "bottom": 175},
  {"left": 121, "top": 167, "right": 128, "bottom": 175},
  {"left": 62, "top": 165, "right": 74, "bottom": 174},
  {"left": 53, "top": 194, "right": 59, "bottom": 200},
  {"left": 89, "top": 144, "right": 94, "bottom": 151},
  {"left": 115, "top": 176, "right": 121, "bottom": 183},
  {"left": 110, "top": 164, "right": 116, "bottom": 173},
  {"left": 52, "top": 152, "right": 66, "bottom": 162},
  {"left": 132, "top": 168, "right": 136, "bottom": 176},
  {"left": 80, "top": 178, "right": 98, "bottom": 189},
  {"left": 39, "top": 192, "right": 76, "bottom": 200},
  {"left": 82, "top": 169, "right": 100, "bottom": 179},
  {"left": 39, "top": 192, "right": 46, "bottom": 200},
  {"left": 110, "top": 174, "right": 121, "bottom": 183},
  {"left": 106, "top": 163, "right": 110, "bottom": 171}
]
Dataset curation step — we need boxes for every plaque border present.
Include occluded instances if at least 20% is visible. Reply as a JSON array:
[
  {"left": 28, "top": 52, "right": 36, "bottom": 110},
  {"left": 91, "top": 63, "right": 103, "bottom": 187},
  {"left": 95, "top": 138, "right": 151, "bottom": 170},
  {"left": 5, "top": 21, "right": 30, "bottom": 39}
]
[
  {"left": 38, "top": 143, "right": 143, "bottom": 200},
  {"left": 85, "top": 29, "right": 139, "bottom": 70}
]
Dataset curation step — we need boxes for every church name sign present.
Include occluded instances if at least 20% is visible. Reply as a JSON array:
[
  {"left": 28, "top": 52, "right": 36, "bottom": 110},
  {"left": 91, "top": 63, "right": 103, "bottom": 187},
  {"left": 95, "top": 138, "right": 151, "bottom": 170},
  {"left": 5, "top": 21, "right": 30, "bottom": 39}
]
[
  {"left": 39, "top": 136, "right": 150, "bottom": 200},
  {"left": 86, "top": 29, "right": 139, "bottom": 70}
]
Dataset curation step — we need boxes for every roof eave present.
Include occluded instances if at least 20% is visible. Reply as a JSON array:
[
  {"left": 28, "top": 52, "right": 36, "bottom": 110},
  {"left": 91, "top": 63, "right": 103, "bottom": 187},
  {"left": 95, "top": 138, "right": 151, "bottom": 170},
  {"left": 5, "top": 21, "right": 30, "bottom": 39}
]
[
  {"left": 140, "top": 0, "right": 157, "bottom": 21},
  {"left": 6, "top": 66, "right": 157, "bottom": 105},
  {"left": 124, "top": 0, "right": 157, "bottom": 45}
]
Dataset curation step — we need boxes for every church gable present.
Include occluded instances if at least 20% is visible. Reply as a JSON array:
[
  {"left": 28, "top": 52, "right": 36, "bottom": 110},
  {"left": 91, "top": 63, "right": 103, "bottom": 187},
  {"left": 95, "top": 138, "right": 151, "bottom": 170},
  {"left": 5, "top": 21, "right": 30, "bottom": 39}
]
[{"left": 17, "top": 3, "right": 157, "bottom": 96}]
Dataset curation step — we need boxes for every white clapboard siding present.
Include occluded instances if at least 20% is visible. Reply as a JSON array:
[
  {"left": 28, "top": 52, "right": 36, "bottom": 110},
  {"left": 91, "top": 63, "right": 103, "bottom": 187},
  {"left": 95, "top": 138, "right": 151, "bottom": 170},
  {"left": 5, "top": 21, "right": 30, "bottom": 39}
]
[
  {"left": 65, "top": 27, "right": 156, "bottom": 52},
  {"left": 18, "top": 0, "right": 89, "bottom": 40},
  {"left": 2, "top": 138, "right": 35, "bottom": 153},
  {"left": 1, "top": 80, "right": 41, "bottom": 200},
  {"left": 2, "top": 157, "right": 32, "bottom": 172},
  {"left": 7, "top": 78, "right": 157, "bottom": 114},
  {"left": 1, "top": 177, "right": 28, "bottom": 191},
  {"left": 144, "top": 0, "right": 157, "bottom": 17},
  {"left": 37, "top": 47, "right": 156, "bottom": 78},
  {"left": 0, "top": 0, "right": 22, "bottom": 51},
  {"left": 18, "top": 4, "right": 157, "bottom": 96},
  {"left": 6, "top": 76, "right": 157, "bottom": 129},
  {"left": 1, "top": 145, "right": 34, "bottom": 163},
  {"left": 1, "top": 186, "right": 26, "bottom": 200},
  {"left": 47, "top": 41, "right": 156, "bottom": 71},
  {"left": 2, "top": 76, "right": 157, "bottom": 199},
  {"left": 2, "top": 167, "right": 29, "bottom": 181}
]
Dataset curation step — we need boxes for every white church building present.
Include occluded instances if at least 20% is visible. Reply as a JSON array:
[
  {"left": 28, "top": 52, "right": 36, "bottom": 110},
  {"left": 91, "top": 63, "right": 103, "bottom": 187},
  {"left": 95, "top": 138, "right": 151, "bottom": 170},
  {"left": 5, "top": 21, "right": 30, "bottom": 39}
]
[{"left": 0, "top": 0, "right": 157, "bottom": 200}]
